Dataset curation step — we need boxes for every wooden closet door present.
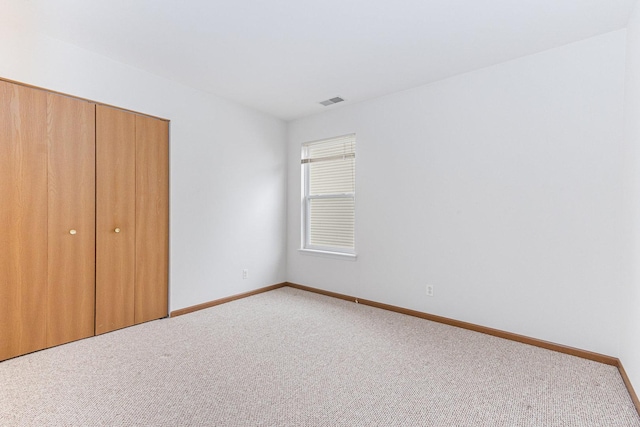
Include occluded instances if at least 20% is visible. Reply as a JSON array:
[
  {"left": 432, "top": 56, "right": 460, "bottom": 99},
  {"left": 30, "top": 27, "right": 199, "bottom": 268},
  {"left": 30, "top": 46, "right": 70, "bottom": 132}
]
[
  {"left": 135, "top": 115, "right": 169, "bottom": 324},
  {"left": 0, "top": 81, "right": 48, "bottom": 361},
  {"left": 95, "top": 105, "right": 136, "bottom": 335},
  {"left": 46, "top": 93, "right": 96, "bottom": 347}
]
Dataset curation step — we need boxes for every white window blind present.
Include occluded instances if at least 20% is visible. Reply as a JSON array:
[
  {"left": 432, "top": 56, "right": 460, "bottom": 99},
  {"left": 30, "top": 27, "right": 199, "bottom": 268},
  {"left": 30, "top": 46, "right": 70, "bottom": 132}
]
[{"left": 302, "top": 134, "right": 356, "bottom": 253}]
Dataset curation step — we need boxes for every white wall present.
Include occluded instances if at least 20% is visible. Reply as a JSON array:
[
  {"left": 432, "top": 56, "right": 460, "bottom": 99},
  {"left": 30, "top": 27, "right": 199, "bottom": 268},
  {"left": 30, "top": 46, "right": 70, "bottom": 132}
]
[
  {"left": 287, "top": 30, "right": 628, "bottom": 357},
  {"left": 622, "top": 0, "right": 640, "bottom": 397},
  {"left": 0, "top": 3, "right": 288, "bottom": 312}
]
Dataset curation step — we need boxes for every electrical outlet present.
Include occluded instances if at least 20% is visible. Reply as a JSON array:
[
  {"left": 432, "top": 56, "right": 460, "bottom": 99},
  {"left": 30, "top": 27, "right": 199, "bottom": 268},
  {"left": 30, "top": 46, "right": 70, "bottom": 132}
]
[
  {"left": 242, "top": 269, "right": 248, "bottom": 279},
  {"left": 426, "top": 285, "right": 434, "bottom": 297}
]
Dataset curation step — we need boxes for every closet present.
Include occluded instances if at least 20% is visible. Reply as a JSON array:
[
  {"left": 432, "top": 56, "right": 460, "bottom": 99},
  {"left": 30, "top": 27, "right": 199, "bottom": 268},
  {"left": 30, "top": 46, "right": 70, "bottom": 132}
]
[
  {"left": 95, "top": 105, "right": 169, "bottom": 335},
  {"left": 0, "top": 79, "right": 168, "bottom": 361}
]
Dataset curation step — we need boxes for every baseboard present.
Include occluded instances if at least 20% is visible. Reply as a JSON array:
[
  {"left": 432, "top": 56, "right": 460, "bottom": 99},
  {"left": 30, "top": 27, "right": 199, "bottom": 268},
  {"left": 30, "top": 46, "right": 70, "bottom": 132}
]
[
  {"left": 618, "top": 361, "right": 640, "bottom": 415},
  {"left": 286, "top": 282, "right": 616, "bottom": 364},
  {"left": 169, "top": 283, "right": 287, "bottom": 317},
  {"left": 285, "top": 281, "right": 640, "bottom": 417}
]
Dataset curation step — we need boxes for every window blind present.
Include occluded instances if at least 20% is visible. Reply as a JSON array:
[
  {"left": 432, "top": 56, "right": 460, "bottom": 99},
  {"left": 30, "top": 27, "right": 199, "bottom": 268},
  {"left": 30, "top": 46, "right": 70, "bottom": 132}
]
[{"left": 302, "top": 134, "right": 356, "bottom": 251}]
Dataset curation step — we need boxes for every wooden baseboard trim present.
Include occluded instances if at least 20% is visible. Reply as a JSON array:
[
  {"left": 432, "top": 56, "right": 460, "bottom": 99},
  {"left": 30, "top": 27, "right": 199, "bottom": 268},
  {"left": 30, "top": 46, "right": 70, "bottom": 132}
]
[
  {"left": 618, "top": 361, "right": 640, "bottom": 415},
  {"left": 169, "top": 283, "right": 287, "bottom": 317},
  {"left": 285, "top": 282, "right": 640, "bottom": 416},
  {"left": 284, "top": 282, "right": 616, "bottom": 365}
]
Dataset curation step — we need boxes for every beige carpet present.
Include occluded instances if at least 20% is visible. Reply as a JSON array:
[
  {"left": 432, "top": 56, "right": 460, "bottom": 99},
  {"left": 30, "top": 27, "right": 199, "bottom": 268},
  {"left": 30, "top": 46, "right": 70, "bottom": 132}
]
[{"left": 0, "top": 287, "right": 638, "bottom": 426}]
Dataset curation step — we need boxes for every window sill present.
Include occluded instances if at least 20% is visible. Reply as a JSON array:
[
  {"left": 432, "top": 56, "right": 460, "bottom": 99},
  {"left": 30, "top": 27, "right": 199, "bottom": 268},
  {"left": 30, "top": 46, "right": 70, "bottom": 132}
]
[{"left": 298, "top": 248, "right": 357, "bottom": 261}]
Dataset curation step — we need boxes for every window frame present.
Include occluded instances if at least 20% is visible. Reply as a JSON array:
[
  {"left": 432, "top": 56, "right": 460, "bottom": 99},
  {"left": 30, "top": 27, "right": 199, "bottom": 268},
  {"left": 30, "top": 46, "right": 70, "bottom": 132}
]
[{"left": 300, "top": 134, "right": 356, "bottom": 258}]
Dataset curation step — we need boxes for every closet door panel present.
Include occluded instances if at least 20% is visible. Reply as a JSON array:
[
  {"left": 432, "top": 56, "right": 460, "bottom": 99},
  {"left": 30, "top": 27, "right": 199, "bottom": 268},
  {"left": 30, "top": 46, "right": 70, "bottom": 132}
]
[
  {"left": 95, "top": 105, "right": 136, "bottom": 335},
  {"left": 46, "top": 94, "right": 96, "bottom": 347},
  {"left": 135, "top": 115, "right": 169, "bottom": 324},
  {"left": 0, "top": 81, "right": 48, "bottom": 360}
]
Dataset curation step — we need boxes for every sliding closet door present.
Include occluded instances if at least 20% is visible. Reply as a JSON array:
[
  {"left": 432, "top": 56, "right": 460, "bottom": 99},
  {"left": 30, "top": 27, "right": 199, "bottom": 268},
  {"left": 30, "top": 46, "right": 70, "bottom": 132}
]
[
  {"left": 0, "top": 81, "right": 48, "bottom": 360},
  {"left": 95, "top": 105, "right": 136, "bottom": 335},
  {"left": 135, "top": 115, "right": 169, "bottom": 324},
  {"left": 46, "top": 93, "right": 96, "bottom": 347}
]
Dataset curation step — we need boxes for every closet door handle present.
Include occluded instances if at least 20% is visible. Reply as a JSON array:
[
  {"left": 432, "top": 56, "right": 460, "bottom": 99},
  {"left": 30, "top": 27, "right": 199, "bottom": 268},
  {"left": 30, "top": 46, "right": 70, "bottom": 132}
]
[
  {"left": 69, "top": 229, "right": 77, "bottom": 235},
  {"left": 114, "top": 228, "right": 121, "bottom": 233}
]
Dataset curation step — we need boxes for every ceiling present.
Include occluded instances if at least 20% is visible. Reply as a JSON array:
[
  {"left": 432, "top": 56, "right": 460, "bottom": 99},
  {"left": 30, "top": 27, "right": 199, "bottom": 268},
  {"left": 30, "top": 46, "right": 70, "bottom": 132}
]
[{"left": 25, "top": 0, "right": 639, "bottom": 121}]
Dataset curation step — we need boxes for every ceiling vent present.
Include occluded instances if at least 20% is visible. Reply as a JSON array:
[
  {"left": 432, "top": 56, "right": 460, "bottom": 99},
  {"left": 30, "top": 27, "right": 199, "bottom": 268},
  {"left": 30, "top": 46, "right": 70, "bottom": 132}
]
[{"left": 319, "top": 97, "right": 344, "bottom": 106}]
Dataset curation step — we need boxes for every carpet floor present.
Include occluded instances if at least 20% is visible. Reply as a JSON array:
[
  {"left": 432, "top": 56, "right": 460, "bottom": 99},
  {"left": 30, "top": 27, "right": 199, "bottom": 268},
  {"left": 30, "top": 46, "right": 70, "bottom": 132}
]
[{"left": 0, "top": 287, "right": 638, "bottom": 426}]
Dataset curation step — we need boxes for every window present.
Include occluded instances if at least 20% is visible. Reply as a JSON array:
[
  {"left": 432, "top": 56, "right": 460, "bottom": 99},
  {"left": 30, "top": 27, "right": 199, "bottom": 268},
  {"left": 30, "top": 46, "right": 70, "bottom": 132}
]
[{"left": 301, "top": 134, "right": 356, "bottom": 255}]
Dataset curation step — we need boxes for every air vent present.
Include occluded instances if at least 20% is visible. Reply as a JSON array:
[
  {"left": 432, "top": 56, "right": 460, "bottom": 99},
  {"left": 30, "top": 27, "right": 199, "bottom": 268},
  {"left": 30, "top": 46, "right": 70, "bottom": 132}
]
[{"left": 319, "top": 97, "right": 344, "bottom": 106}]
